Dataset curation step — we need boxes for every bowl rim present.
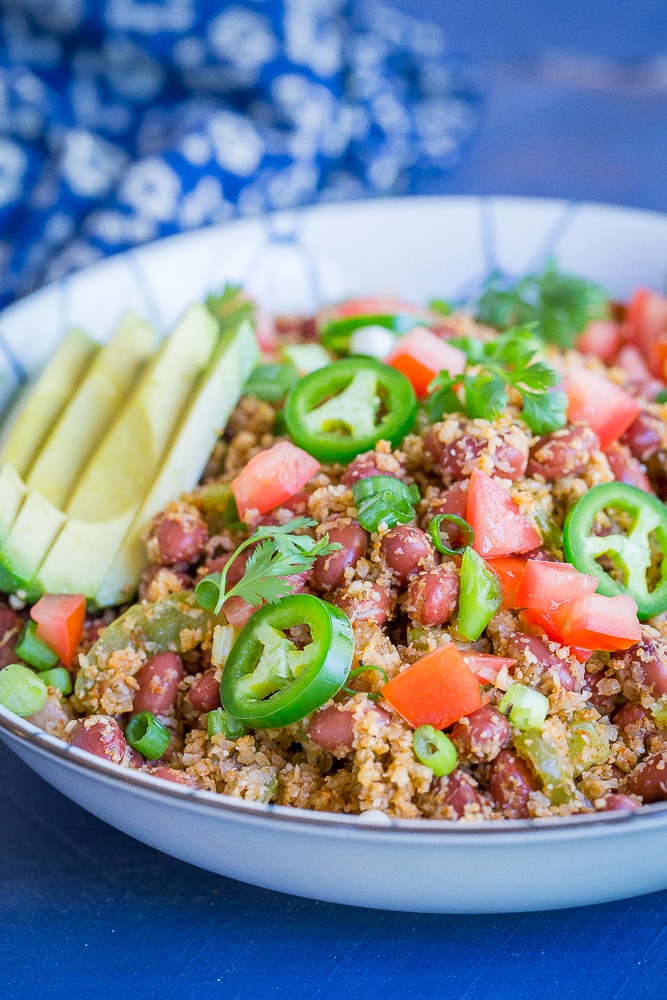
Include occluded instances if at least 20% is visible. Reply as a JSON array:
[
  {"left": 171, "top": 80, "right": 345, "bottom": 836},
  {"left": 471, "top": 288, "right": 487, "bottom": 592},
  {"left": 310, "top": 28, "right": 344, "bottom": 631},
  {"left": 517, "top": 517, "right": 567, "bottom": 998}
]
[{"left": 3, "top": 192, "right": 667, "bottom": 841}]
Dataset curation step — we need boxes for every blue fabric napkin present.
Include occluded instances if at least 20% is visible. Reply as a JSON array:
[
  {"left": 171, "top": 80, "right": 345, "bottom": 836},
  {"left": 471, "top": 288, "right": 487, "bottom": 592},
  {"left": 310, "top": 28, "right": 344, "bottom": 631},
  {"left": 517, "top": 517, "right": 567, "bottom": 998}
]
[{"left": 0, "top": 0, "right": 481, "bottom": 309}]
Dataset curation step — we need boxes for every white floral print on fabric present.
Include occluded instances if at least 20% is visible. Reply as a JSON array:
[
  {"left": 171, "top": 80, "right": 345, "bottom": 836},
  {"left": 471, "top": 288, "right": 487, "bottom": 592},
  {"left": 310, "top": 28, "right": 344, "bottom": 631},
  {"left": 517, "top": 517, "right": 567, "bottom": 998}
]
[{"left": 0, "top": 0, "right": 481, "bottom": 307}]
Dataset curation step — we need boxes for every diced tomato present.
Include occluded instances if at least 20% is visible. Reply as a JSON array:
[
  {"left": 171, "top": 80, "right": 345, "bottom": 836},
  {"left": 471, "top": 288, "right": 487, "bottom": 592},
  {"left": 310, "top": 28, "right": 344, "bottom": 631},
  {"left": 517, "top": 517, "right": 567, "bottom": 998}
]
[
  {"left": 231, "top": 441, "right": 320, "bottom": 520},
  {"left": 519, "top": 608, "right": 593, "bottom": 663},
  {"left": 30, "top": 594, "right": 85, "bottom": 668},
  {"left": 564, "top": 368, "right": 641, "bottom": 451},
  {"left": 513, "top": 560, "right": 598, "bottom": 613},
  {"left": 381, "top": 644, "right": 485, "bottom": 729},
  {"left": 385, "top": 326, "right": 466, "bottom": 399},
  {"left": 485, "top": 556, "right": 528, "bottom": 608},
  {"left": 613, "top": 344, "right": 666, "bottom": 400},
  {"left": 552, "top": 593, "right": 641, "bottom": 652},
  {"left": 625, "top": 287, "right": 667, "bottom": 377},
  {"left": 327, "top": 296, "right": 425, "bottom": 320},
  {"left": 461, "top": 652, "right": 516, "bottom": 686},
  {"left": 466, "top": 469, "right": 541, "bottom": 558},
  {"left": 254, "top": 307, "right": 278, "bottom": 355},
  {"left": 576, "top": 320, "right": 623, "bottom": 363}
]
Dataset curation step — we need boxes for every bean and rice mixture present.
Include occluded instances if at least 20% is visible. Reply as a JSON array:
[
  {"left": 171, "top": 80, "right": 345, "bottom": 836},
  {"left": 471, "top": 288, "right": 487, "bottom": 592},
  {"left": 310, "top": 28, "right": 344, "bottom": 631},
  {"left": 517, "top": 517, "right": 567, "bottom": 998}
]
[{"left": 7, "top": 277, "right": 667, "bottom": 823}]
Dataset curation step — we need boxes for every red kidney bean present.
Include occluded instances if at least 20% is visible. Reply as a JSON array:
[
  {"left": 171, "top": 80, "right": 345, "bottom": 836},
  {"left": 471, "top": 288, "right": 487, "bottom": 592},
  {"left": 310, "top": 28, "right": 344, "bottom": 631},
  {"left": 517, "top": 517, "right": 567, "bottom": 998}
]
[
  {"left": 380, "top": 524, "right": 435, "bottom": 587},
  {"left": 626, "top": 750, "right": 667, "bottom": 802},
  {"left": 68, "top": 716, "right": 127, "bottom": 764},
  {"left": 152, "top": 507, "right": 208, "bottom": 565},
  {"left": 334, "top": 581, "right": 392, "bottom": 626},
  {"left": 526, "top": 424, "right": 599, "bottom": 481},
  {"left": 489, "top": 750, "right": 539, "bottom": 818},
  {"left": 222, "top": 595, "right": 256, "bottom": 628},
  {"left": 206, "top": 546, "right": 252, "bottom": 585},
  {"left": 146, "top": 766, "right": 194, "bottom": 786},
  {"left": 583, "top": 669, "right": 619, "bottom": 716},
  {"left": 613, "top": 702, "right": 656, "bottom": 735},
  {"left": 187, "top": 670, "right": 221, "bottom": 712},
  {"left": 506, "top": 631, "right": 578, "bottom": 692},
  {"left": 311, "top": 519, "right": 367, "bottom": 591},
  {"left": 450, "top": 705, "right": 511, "bottom": 762},
  {"left": 621, "top": 410, "right": 664, "bottom": 462},
  {"left": 424, "top": 421, "right": 528, "bottom": 483},
  {"left": 0, "top": 606, "right": 21, "bottom": 669},
  {"left": 405, "top": 564, "right": 459, "bottom": 627},
  {"left": 599, "top": 793, "right": 641, "bottom": 812},
  {"left": 341, "top": 451, "right": 406, "bottom": 487},
  {"left": 604, "top": 442, "right": 653, "bottom": 493},
  {"left": 613, "top": 631, "right": 667, "bottom": 699},
  {"left": 308, "top": 705, "right": 355, "bottom": 752},
  {"left": 133, "top": 652, "right": 184, "bottom": 715},
  {"left": 126, "top": 746, "right": 144, "bottom": 769},
  {"left": 436, "top": 770, "right": 484, "bottom": 818}
]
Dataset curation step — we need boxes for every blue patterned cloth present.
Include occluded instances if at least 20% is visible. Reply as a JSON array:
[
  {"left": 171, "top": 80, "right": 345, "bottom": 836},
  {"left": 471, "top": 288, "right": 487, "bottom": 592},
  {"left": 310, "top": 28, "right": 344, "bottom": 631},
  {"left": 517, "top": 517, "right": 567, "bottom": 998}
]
[{"left": 0, "top": 0, "right": 481, "bottom": 308}]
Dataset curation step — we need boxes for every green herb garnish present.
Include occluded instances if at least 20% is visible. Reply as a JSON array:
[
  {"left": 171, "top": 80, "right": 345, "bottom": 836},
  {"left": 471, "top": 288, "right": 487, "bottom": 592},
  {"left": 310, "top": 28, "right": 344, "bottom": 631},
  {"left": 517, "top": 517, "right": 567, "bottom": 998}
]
[
  {"left": 475, "top": 258, "right": 609, "bottom": 350},
  {"left": 426, "top": 326, "right": 568, "bottom": 434},
  {"left": 194, "top": 517, "right": 341, "bottom": 615}
]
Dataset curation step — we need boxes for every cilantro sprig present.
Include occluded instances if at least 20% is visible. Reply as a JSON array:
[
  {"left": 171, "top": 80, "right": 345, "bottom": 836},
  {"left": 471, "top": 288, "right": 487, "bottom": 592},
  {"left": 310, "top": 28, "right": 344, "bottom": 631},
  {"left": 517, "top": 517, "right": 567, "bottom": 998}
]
[
  {"left": 194, "top": 517, "right": 341, "bottom": 616},
  {"left": 426, "top": 326, "right": 568, "bottom": 435},
  {"left": 475, "top": 258, "right": 609, "bottom": 350}
]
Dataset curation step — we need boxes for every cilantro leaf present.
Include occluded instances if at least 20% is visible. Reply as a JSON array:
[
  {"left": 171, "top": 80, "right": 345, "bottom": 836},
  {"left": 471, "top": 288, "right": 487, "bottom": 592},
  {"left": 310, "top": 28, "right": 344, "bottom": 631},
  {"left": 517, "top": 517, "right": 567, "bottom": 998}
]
[
  {"left": 520, "top": 389, "right": 569, "bottom": 436},
  {"left": 194, "top": 517, "right": 341, "bottom": 615},
  {"left": 423, "top": 372, "right": 462, "bottom": 422},
  {"left": 474, "top": 259, "right": 609, "bottom": 350},
  {"left": 464, "top": 373, "right": 508, "bottom": 421}
]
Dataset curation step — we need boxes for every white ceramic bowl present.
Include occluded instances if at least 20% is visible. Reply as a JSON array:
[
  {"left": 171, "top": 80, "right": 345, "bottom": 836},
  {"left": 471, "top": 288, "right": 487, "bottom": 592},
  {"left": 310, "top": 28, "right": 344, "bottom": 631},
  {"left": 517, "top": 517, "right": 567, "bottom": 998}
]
[{"left": 2, "top": 196, "right": 667, "bottom": 914}]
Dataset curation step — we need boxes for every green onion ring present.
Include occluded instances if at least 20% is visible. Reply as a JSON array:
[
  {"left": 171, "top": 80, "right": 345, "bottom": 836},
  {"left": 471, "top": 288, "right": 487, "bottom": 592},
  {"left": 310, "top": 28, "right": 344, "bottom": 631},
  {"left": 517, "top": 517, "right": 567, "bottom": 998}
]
[
  {"left": 342, "top": 663, "right": 389, "bottom": 700},
  {"left": 428, "top": 514, "right": 475, "bottom": 555},
  {"left": 125, "top": 711, "right": 171, "bottom": 760}
]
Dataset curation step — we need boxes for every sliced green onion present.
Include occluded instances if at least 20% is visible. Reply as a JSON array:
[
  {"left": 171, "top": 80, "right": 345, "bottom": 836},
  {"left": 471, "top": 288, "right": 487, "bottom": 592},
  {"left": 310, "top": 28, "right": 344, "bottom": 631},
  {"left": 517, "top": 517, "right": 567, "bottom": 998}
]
[
  {"left": 281, "top": 343, "right": 331, "bottom": 374},
  {"left": 428, "top": 514, "right": 475, "bottom": 555},
  {"left": 352, "top": 476, "right": 419, "bottom": 533},
  {"left": 14, "top": 620, "right": 60, "bottom": 672},
  {"left": 125, "top": 711, "right": 171, "bottom": 760},
  {"left": 356, "top": 492, "right": 415, "bottom": 533},
  {"left": 456, "top": 547, "right": 502, "bottom": 641},
  {"left": 498, "top": 682, "right": 549, "bottom": 731},
  {"left": 342, "top": 663, "right": 389, "bottom": 700},
  {"left": 207, "top": 708, "right": 246, "bottom": 740},
  {"left": 211, "top": 624, "right": 238, "bottom": 668},
  {"left": 244, "top": 362, "right": 298, "bottom": 403},
  {"left": 412, "top": 724, "right": 458, "bottom": 776},
  {"left": 40, "top": 667, "right": 72, "bottom": 695},
  {"left": 0, "top": 663, "right": 48, "bottom": 717}
]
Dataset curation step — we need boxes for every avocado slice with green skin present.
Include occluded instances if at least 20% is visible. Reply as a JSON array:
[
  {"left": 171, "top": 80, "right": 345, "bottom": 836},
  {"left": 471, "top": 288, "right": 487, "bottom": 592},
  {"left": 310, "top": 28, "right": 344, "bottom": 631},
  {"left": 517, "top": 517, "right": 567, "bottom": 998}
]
[
  {"left": 0, "top": 463, "right": 29, "bottom": 592},
  {"left": 0, "top": 329, "right": 99, "bottom": 477},
  {"left": 0, "top": 491, "right": 66, "bottom": 600},
  {"left": 34, "top": 303, "right": 220, "bottom": 600},
  {"left": 66, "top": 303, "right": 219, "bottom": 522},
  {"left": 26, "top": 313, "right": 156, "bottom": 509},
  {"left": 94, "top": 317, "right": 259, "bottom": 607}
]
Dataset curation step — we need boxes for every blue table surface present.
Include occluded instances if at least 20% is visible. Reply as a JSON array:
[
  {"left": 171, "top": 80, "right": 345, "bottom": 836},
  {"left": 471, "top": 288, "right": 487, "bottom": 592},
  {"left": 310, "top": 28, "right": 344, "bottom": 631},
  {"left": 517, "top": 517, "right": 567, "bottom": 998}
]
[{"left": 2, "top": 4, "right": 667, "bottom": 998}]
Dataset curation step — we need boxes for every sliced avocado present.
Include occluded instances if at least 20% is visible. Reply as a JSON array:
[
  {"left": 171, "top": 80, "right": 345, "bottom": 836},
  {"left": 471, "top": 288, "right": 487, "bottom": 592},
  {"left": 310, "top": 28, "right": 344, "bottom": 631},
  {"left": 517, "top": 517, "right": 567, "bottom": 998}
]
[
  {"left": 34, "top": 303, "right": 220, "bottom": 600},
  {"left": 66, "top": 303, "right": 219, "bottom": 521},
  {"left": 0, "top": 491, "right": 66, "bottom": 599},
  {"left": 0, "top": 463, "right": 28, "bottom": 542},
  {"left": 94, "top": 317, "right": 259, "bottom": 607},
  {"left": 0, "top": 329, "right": 99, "bottom": 477},
  {"left": 26, "top": 313, "right": 156, "bottom": 509}
]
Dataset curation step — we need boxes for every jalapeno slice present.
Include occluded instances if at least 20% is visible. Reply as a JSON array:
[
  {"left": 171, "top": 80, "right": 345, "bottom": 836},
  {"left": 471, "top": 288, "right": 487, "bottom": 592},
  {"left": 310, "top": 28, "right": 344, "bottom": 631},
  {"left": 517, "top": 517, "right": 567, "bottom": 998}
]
[
  {"left": 563, "top": 482, "right": 667, "bottom": 619},
  {"left": 220, "top": 594, "right": 354, "bottom": 728},
  {"left": 284, "top": 358, "right": 417, "bottom": 463}
]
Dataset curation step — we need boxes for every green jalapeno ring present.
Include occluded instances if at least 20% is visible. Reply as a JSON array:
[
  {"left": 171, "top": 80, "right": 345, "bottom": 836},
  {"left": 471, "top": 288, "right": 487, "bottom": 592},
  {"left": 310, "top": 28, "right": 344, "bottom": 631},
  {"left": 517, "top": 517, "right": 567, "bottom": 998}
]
[
  {"left": 563, "top": 482, "right": 667, "bottom": 619},
  {"left": 284, "top": 358, "right": 417, "bottom": 464},
  {"left": 220, "top": 594, "right": 354, "bottom": 728}
]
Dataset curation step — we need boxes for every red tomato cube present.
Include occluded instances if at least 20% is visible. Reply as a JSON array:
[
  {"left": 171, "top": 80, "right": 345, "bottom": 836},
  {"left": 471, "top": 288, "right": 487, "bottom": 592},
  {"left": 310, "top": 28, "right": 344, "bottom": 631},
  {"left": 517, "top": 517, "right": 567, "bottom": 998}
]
[
  {"left": 467, "top": 469, "right": 541, "bottom": 558},
  {"left": 386, "top": 326, "right": 466, "bottom": 398},
  {"left": 231, "top": 441, "right": 320, "bottom": 520},
  {"left": 565, "top": 369, "right": 641, "bottom": 451}
]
